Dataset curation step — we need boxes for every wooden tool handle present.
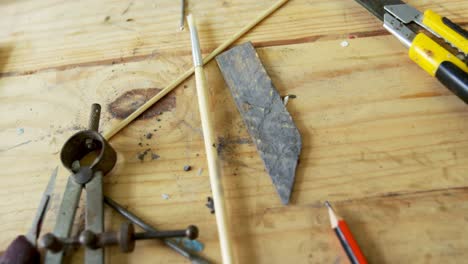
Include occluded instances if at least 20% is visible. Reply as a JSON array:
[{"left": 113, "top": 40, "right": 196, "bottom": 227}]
[
  {"left": 194, "top": 56, "right": 234, "bottom": 264},
  {"left": 187, "top": 12, "right": 234, "bottom": 263},
  {"left": 0, "top": 235, "right": 40, "bottom": 264}
]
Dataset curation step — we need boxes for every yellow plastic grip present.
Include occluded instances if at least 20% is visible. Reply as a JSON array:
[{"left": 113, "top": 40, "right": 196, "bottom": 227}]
[
  {"left": 409, "top": 33, "right": 468, "bottom": 76},
  {"left": 423, "top": 9, "right": 468, "bottom": 54}
]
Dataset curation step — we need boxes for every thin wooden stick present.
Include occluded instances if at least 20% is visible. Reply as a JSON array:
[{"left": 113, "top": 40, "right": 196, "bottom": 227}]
[
  {"left": 187, "top": 14, "right": 234, "bottom": 264},
  {"left": 103, "top": 0, "right": 290, "bottom": 140}
]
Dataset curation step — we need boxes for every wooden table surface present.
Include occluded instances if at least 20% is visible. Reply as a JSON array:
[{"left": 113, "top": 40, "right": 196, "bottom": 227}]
[{"left": 1, "top": 0, "right": 468, "bottom": 263}]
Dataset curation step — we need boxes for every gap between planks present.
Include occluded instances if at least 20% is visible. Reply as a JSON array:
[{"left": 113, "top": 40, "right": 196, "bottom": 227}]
[
  {"left": 0, "top": 29, "right": 395, "bottom": 79},
  {"left": 241, "top": 186, "right": 468, "bottom": 215},
  {"left": 3, "top": 20, "right": 467, "bottom": 79}
]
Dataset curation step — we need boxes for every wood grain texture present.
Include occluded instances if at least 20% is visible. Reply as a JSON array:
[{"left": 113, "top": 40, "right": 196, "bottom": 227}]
[
  {"left": 1, "top": 0, "right": 468, "bottom": 263},
  {"left": 0, "top": 0, "right": 466, "bottom": 75}
]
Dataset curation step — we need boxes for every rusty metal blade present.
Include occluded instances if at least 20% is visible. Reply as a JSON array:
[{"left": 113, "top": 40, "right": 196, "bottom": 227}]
[{"left": 216, "top": 42, "right": 302, "bottom": 205}]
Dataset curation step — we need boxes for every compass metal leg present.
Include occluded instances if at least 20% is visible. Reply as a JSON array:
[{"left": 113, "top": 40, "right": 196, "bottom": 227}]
[
  {"left": 85, "top": 172, "right": 104, "bottom": 264},
  {"left": 45, "top": 177, "right": 82, "bottom": 264}
]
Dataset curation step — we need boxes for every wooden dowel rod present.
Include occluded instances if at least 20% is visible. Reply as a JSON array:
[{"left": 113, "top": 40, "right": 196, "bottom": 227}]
[
  {"left": 188, "top": 14, "right": 234, "bottom": 264},
  {"left": 200, "top": 0, "right": 289, "bottom": 65},
  {"left": 103, "top": 0, "right": 290, "bottom": 140}
]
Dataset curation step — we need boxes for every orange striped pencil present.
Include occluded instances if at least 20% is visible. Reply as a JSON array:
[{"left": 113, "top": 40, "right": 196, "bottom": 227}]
[{"left": 325, "top": 201, "right": 368, "bottom": 264}]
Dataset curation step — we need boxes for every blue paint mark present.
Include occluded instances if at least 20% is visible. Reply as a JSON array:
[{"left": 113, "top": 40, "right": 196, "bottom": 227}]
[
  {"left": 17, "top": 128, "right": 24, "bottom": 135},
  {"left": 173, "top": 238, "right": 204, "bottom": 252}
]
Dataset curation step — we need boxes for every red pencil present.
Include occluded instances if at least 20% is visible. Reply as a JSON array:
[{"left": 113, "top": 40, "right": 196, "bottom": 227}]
[{"left": 325, "top": 201, "right": 368, "bottom": 264}]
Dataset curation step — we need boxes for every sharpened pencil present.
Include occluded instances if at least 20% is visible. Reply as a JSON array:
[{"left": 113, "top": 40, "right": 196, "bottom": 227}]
[{"left": 325, "top": 201, "right": 368, "bottom": 264}]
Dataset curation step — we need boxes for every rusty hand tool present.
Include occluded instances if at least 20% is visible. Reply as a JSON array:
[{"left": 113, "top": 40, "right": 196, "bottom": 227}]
[
  {"left": 43, "top": 104, "right": 117, "bottom": 264},
  {"left": 42, "top": 104, "right": 204, "bottom": 264},
  {"left": 0, "top": 168, "right": 57, "bottom": 264},
  {"left": 39, "top": 223, "right": 198, "bottom": 254},
  {"left": 104, "top": 196, "right": 210, "bottom": 264}
]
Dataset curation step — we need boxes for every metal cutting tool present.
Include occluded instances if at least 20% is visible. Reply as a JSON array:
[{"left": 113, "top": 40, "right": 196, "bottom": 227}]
[{"left": 355, "top": 0, "right": 468, "bottom": 103}]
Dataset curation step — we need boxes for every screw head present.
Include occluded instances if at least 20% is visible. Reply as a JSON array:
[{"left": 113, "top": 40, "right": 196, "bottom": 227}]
[
  {"left": 185, "top": 225, "right": 199, "bottom": 240},
  {"left": 85, "top": 139, "right": 96, "bottom": 150},
  {"left": 79, "top": 230, "right": 97, "bottom": 249},
  {"left": 39, "top": 233, "right": 62, "bottom": 253}
]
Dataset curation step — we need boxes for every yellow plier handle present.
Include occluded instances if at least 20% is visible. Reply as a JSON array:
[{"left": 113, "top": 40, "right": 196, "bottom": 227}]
[{"left": 423, "top": 10, "right": 468, "bottom": 55}]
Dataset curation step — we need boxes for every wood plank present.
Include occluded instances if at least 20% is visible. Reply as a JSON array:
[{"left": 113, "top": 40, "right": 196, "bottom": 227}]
[
  {"left": 105, "top": 188, "right": 468, "bottom": 263},
  {"left": 0, "top": 0, "right": 467, "bottom": 75},
  {"left": 1, "top": 31, "right": 468, "bottom": 262}
]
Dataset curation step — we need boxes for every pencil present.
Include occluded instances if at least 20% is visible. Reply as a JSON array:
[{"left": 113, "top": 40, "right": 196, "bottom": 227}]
[{"left": 325, "top": 201, "right": 368, "bottom": 264}]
